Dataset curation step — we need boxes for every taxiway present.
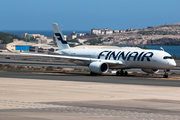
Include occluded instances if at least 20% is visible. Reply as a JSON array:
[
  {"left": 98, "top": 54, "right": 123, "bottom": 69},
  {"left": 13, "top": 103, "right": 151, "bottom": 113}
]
[
  {"left": 0, "top": 70, "right": 180, "bottom": 120},
  {"left": 1, "top": 53, "right": 180, "bottom": 120}
]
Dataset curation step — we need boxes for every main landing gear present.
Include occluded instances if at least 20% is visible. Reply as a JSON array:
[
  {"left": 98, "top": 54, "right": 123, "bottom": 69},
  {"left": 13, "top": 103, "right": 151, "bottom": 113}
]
[
  {"left": 116, "top": 69, "right": 128, "bottom": 76},
  {"left": 90, "top": 71, "right": 97, "bottom": 76},
  {"left": 90, "top": 71, "right": 101, "bottom": 76},
  {"left": 163, "top": 70, "right": 168, "bottom": 78}
]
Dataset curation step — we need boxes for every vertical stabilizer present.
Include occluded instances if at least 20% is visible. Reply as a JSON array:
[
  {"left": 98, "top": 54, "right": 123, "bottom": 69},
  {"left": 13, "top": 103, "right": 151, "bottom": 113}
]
[{"left": 52, "top": 23, "right": 70, "bottom": 50}]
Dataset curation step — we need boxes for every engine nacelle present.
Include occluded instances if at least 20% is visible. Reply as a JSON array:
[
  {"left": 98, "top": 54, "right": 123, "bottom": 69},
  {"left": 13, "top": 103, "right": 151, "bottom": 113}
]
[
  {"left": 141, "top": 69, "right": 159, "bottom": 74},
  {"left": 89, "top": 62, "right": 109, "bottom": 74}
]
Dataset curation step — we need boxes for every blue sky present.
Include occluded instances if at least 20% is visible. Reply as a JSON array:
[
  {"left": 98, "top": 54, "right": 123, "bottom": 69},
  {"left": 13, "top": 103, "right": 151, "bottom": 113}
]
[{"left": 1, "top": 0, "right": 180, "bottom": 30}]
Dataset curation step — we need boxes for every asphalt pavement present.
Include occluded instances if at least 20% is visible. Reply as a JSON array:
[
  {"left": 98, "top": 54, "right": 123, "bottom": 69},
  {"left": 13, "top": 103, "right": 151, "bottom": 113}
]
[
  {"left": 0, "top": 69, "right": 180, "bottom": 87},
  {"left": 1, "top": 69, "right": 180, "bottom": 120}
]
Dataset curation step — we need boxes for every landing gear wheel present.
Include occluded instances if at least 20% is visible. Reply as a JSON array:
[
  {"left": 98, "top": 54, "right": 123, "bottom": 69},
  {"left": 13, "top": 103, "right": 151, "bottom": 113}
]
[
  {"left": 117, "top": 70, "right": 127, "bottom": 76},
  {"left": 163, "top": 73, "right": 168, "bottom": 78},
  {"left": 90, "top": 72, "right": 96, "bottom": 76},
  {"left": 116, "top": 71, "right": 120, "bottom": 76},
  {"left": 124, "top": 71, "right": 128, "bottom": 76},
  {"left": 163, "top": 70, "right": 168, "bottom": 78},
  {"left": 120, "top": 70, "right": 124, "bottom": 76}
]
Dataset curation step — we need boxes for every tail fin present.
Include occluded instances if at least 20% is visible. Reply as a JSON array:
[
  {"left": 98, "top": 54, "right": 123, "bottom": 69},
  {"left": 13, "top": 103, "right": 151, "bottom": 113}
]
[{"left": 52, "top": 23, "right": 70, "bottom": 50}]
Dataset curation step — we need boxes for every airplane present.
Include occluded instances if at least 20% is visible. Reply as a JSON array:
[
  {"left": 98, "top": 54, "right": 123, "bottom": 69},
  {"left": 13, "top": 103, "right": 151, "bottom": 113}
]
[{"left": 19, "top": 23, "right": 176, "bottom": 78}]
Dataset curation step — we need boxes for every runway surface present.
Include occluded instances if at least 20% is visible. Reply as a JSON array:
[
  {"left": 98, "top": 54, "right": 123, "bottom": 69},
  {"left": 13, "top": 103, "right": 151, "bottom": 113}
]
[
  {"left": 1, "top": 53, "right": 180, "bottom": 120},
  {"left": 0, "top": 69, "right": 180, "bottom": 87},
  {"left": 1, "top": 69, "right": 180, "bottom": 120}
]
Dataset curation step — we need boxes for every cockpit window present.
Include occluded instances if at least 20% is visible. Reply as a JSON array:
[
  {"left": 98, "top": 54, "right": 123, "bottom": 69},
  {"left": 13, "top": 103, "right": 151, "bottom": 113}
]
[{"left": 163, "top": 56, "right": 173, "bottom": 59}]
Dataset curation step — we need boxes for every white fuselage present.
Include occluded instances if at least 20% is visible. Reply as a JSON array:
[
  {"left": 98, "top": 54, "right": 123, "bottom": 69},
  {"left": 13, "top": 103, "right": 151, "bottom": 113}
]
[
  {"left": 59, "top": 48, "right": 176, "bottom": 70},
  {"left": 51, "top": 23, "right": 176, "bottom": 77}
]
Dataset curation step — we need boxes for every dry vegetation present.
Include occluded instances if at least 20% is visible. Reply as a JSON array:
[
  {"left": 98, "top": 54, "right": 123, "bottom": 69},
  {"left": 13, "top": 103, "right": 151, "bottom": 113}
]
[
  {"left": 100, "top": 23, "right": 180, "bottom": 45},
  {"left": 0, "top": 64, "right": 90, "bottom": 73}
]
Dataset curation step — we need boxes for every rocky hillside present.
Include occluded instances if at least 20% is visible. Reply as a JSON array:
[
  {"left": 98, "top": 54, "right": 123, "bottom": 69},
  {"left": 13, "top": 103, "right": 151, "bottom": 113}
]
[{"left": 100, "top": 23, "right": 180, "bottom": 45}]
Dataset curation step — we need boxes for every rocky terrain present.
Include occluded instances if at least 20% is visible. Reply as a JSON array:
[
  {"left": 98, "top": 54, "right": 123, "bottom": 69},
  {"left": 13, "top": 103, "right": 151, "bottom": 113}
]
[{"left": 99, "top": 23, "right": 180, "bottom": 45}]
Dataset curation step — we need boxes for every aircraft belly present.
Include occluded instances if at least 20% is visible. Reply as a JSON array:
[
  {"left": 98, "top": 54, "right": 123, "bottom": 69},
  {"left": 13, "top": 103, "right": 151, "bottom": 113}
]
[
  {"left": 108, "top": 64, "right": 124, "bottom": 69},
  {"left": 109, "top": 61, "right": 159, "bottom": 70}
]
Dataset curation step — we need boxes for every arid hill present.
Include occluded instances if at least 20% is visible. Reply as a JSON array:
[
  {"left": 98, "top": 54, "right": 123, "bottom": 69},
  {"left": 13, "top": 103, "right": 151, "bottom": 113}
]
[{"left": 99, "top": 23, "right": 180, "bottom": 45}]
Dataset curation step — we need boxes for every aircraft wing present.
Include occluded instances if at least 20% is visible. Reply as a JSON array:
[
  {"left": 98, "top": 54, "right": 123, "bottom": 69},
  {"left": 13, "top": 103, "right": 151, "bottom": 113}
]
[{"left": 20, "top": 52, "right": 124, "bottom": 65}]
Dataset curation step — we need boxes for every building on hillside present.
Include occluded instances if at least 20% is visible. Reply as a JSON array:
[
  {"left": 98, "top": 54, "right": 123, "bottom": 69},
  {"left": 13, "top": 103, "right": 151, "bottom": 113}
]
[
  {"left": 120, "top": 30, "right": 126, "bottom": 33},
  {"left": 126, "top": 28, "right": 133, "bottom": 32},
  {"left": 21, "top": 33, "right": 28, "bottom": 39},
  {"left": 72, "top": 35, "right": 77, "bottom": 39},
  {"left": 105, "top": 30, "right": 113, "bottom": 34},
  {"left": 62, "top": 32, "right": 85, "bottom": 40},
  {"left": 91, "top": 28, "right": 113, "bottom": 35},
  {"left": 68, "top": 31, "right": 85, "bottom": 40},
  {"left": 38, "top": 39, "right": 47, "bottom": 44},
  {"left": 6, "top": 39, "right": 36, "bottom": 52},
  {"left": 64, "top": 35, "right": 67, "bottom": 40},
  {"left": 21, "top": 33, "right": 41, "bottom": 39},
  {"left": 91, "top": 29, "right": 102, "bottom": 35},
  {"left": 76, "top": 33, "right": 85, "bottom": 37},
  {"left": 21, "top": 33, "right": 53, "bottom": 44},
  {"left": 66, "top": 35, "right": 77, "bottom": 40},
  {"left": 101, "top": 30, "right": 105, "bottom": 35},
  {"left": 113, "top": 30, "right": 120, "bottom": 33},
  {"left": 35, "top": 36, "right": 53, "bottom": 44}
]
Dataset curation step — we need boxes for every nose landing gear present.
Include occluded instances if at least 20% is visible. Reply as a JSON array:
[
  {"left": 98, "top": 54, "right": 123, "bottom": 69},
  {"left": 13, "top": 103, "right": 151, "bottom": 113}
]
[{"left": 163, "top": 70, "right": 168, "bottom": 78}]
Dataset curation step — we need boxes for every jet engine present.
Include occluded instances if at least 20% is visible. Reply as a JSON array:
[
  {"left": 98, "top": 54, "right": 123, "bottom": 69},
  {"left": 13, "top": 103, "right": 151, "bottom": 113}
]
[
  {"left": 141, "top": 69, "right": 159, "bottom": 74},
  {"left": 89, "top": 62, "right": 109, "bottom": 74}
]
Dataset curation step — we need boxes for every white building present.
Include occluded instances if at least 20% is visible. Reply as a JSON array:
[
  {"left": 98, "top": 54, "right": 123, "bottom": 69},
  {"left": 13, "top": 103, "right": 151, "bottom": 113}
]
[
  {"left": 91, "top": 28, "right": 113, "bottom": 35},
  {"left": 105, "top": 30, "right": 113, "bottom": 34},
  {"left": 113, "top": 30, "right": 120, "bottom": 33},
  {"left": 6, "top": 39, "right": 36, "bottom": 52},
  {"left": 76, "top": 33, "right": 85, "bottom": 37},
  {"left": 91, "top": 29, "right": 102, "bottom": 35},
  {"left": 21, "top": 33, "right": 53, "bottom": 44},
  {"left": 120, "top": 30, "right": 126, "bottom": 33}
]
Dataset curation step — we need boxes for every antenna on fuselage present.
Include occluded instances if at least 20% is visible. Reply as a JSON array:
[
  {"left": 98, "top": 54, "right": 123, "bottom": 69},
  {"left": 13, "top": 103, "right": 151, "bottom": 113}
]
[{"left": 160, "top": 47, "right": 164, "bottom": 51}]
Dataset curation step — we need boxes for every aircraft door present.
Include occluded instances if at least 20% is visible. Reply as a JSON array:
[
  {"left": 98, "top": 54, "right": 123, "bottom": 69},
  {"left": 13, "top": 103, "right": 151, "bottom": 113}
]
[
  {"left": 152, "top": 56, "right": 157, "bottom": 62},
  {"left": 151, "top": 55, "right": 158, "bottom": 68},
  {"left": 92, "top": 52, "right": 97, "bottom": 58}
]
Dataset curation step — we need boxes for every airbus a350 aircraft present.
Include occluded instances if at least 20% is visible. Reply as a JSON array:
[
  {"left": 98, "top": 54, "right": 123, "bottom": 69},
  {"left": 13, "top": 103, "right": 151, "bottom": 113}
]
[{"left": 20, "top": 23, "right": 176, "bottom": 78}]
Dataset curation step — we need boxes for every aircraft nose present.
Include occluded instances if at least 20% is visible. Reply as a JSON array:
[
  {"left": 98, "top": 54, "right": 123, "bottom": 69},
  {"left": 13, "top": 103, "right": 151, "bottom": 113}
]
[{"left": 169, "top": 60, "right": 176, "bottom": 68}]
